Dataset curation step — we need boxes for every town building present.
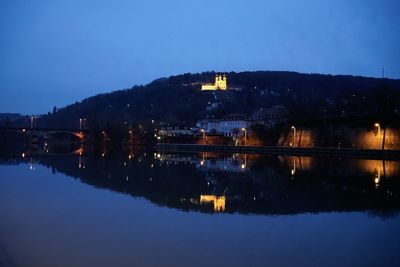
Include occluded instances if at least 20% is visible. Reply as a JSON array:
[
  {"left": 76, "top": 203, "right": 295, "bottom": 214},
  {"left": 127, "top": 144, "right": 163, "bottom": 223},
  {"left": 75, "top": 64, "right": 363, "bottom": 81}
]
[
  {"left": 159, "top": 124, "right": 197, "bottom": 137},
  {"left": 196, "top": 113, "right": 248, "bottom": 137},
  {"left": 249, "top": 105, "right": 289, "bottom": 128},
  {"left": 219, "top": 114, "right": 247, "bottom": 137},
  {"left": 201, "top": 74, "right": 227, "bottom": 91}
]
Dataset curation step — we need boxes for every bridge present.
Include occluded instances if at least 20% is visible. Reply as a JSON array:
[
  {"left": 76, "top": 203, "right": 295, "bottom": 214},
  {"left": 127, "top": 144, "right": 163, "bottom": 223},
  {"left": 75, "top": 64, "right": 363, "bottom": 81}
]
[{"left": 0, "top": 127, "right": 87, "bottom": 142}]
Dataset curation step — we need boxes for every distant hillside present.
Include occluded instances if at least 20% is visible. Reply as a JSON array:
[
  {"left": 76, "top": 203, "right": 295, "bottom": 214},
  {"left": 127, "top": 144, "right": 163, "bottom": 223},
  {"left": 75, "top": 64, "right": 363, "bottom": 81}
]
[
  {"left": 8, "top": 71, "right": 400, "bottom": 130},
  {"left": 0, "top": 113, "right": 25, "bottom": 120},
  {"left": 0, "top": 113, "right": 27, "bottom": 127}
]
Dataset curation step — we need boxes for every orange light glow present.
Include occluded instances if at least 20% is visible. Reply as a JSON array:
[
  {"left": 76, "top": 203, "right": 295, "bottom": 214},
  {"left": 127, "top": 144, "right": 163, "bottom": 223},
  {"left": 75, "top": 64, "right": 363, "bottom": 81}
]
[{"left": 200, "top": 195, "right": 226, "bottom": 212}]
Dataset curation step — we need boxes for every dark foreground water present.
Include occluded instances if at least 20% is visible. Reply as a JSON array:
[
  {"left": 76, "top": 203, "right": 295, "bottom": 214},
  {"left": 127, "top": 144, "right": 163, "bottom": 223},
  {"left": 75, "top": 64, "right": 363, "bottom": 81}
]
[{"left": 1, "top": 148, "right": 400, "bottom": 267}]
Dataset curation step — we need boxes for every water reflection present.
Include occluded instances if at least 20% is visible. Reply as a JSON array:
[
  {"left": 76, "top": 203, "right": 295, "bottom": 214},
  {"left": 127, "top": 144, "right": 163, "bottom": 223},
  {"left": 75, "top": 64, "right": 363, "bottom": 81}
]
[
  {"left": 200, "top": 195, "right": 226, "bottom": 212},
  {"left": 1, "top": 148, "right": 400, "bottom": 217}
]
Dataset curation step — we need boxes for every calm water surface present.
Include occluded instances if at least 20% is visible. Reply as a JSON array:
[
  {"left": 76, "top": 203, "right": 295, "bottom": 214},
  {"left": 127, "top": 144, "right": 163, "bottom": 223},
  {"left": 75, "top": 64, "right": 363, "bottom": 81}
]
[{"left": 1, "top": 149, "right": 400, "bottom": 267}]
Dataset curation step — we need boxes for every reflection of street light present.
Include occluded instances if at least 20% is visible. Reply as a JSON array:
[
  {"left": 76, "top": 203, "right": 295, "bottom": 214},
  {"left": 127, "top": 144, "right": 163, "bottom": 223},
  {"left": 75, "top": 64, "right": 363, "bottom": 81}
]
[
  {"left": 374, "top": 123, "right": 380, "bottom": 136},
  {"left": 291, "top": 157, "right": 296, "bottom": 177},
  {"left": 374, "top": 168, "right": 380, "bottom": 188},
  {"left": 291, "top": 126, "right": 296, "bottom": 147},
  {"left": 241, "top": 128, "right": 247, "bottom": 146},
  {"left": 241, "top": 154, "right": 247, "bottom": 170},
  {"left": 200, "top": 152, "right": 205, "bottom": 166}
]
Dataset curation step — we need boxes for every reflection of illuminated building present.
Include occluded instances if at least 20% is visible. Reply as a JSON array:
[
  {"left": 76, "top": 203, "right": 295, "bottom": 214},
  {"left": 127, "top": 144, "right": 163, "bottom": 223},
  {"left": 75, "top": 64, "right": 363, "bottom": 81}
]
[
  {"left": 157, "top": 153, "right": 248, "bottom": 173},
  {"left": 197, "top": 153, "right": 248, "bottom": 173},
  {"left": 197, "top": 157, "right": 247, "bottom": 173},
  {"left": 200, "top": 195, "right": 226, "bottom": 212},
  {"left": 159, "top": 154, "right": 198, "bottom": 164}
]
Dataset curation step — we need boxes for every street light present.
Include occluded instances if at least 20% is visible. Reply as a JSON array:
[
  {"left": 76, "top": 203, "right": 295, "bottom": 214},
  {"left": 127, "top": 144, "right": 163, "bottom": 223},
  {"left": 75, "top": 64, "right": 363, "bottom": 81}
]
[
  {"left": 30, "top": 116, "right": 34, "bottom": 129},
  {"left": 160, "top": 130, "right": 165, "bottom": 143},
  {"left": 79, "top": 118, "right": 83, "bottom": 130},
  {"left": 241, "top": 128, "right": 247, "bottom": 146},
  {"left": 374, "top": 123, "right": 380, "bottom": 136},
  {"left": 291, "top": 126, "right": 296, "bottom": 147},
  {"left": 102, "top": 131, "right": 106, "bottom": 142},
  {"left": 201, "top": 129, "right": 206, "bottom": 144},
  {"left": 129, "top": 130, "right": 133, "bottom": 144}
]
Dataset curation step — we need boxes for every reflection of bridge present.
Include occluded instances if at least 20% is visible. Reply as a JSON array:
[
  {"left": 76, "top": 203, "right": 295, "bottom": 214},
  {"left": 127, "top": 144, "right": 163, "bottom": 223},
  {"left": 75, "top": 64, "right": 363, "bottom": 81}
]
[
  {"left": 21, "top": 147, "right": 84, "bottom": 157},
  {"left": 0, "top": 127, "right": 87, "bottom": 141}
]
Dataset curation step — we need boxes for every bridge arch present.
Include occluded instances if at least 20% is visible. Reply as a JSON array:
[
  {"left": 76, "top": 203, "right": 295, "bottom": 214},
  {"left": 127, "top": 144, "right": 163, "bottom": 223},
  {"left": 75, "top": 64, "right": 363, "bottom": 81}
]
[
  {"left": 45, "top": 131, "right": 85, "bottom": 141},
  {"left": 0, "top": 128, "right": 85, "bottom": 141}
]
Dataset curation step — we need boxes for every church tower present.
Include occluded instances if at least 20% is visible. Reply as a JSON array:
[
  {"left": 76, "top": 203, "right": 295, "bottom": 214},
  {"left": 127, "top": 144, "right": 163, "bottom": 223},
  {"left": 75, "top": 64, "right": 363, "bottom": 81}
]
[
  {"left": 201, "top": 73, "right": 228, "bottom": 91},
  {"left": 215, "top": 74, "right": 227, "bottom": 90}
]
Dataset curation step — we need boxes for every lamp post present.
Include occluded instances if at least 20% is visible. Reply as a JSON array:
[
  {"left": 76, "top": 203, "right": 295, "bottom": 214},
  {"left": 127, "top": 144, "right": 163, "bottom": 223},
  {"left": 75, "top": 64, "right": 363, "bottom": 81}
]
[
  {"left": 160, "top": 130, "right": 164, "bottom": 143},
  {"left": 374, "top": 123, "right": 380, "bottom": 136},
  {"left": 102, "top": 131, "right": 106, "bottom": 142},
  {"left": 201, "top": 129, "right": 206, "bottom": 144},
  {"left": 242, "top": 128, "right": 247, "bottom": 146},
  {"left": 30, "top": 116, "right": 34, "bottom": 129},
  {"left": 79, "top": 118, "right": 83, "bottom": 130},
  {"left": 129, "top": 130, "right": 133, "bottom": 144},
  {"left": 291, "top": 126, "right": 296, "bottom": 147}
]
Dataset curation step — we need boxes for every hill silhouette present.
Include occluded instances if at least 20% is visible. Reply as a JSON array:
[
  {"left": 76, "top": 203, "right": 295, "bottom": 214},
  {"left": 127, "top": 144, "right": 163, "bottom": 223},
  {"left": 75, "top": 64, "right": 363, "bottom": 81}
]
[{"left": 4, "top": 71, "right": 400, "bottom": 131}]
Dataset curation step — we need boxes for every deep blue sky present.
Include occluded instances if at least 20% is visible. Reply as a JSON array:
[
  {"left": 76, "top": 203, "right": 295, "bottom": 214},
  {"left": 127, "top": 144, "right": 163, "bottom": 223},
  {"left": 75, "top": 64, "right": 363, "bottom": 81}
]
[{"left": 1, "top": 0, "right": 399, "bottom": 114}]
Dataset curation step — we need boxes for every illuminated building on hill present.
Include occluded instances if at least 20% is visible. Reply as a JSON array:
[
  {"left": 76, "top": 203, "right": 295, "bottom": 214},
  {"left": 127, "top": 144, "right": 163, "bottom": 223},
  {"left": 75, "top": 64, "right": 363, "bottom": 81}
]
[{"left": 201, "top": 74, "right": 227, "bottom": 91}]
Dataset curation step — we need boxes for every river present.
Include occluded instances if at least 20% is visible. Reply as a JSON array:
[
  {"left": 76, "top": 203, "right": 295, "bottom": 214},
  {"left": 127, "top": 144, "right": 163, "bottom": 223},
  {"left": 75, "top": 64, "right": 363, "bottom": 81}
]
[{"left": 1, "top": 148, "right": 399, "bottom": 267}]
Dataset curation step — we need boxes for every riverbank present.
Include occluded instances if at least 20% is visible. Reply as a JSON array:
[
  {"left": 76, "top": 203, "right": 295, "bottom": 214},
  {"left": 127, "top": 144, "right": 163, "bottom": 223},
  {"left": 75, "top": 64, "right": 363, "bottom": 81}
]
[{"left": 157, "top": 143, "right": 400, "bottom": 160}]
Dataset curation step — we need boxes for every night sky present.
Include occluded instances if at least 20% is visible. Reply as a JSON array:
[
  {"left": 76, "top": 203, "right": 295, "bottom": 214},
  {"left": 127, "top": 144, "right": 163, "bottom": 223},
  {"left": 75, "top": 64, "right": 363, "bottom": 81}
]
[{"left": 1, "top": 0, "right": 399, "bottom": 114}]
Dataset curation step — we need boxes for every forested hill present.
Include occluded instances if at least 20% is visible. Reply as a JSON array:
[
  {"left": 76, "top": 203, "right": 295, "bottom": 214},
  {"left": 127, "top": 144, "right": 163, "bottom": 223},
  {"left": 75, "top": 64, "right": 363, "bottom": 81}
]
[{"left": 13, "top": 71, "right": 400, "bottom": 129}]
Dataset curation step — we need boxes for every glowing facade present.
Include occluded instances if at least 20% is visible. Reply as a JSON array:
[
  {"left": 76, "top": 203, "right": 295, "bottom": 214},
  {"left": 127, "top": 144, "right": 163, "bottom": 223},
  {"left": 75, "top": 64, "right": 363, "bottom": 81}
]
[
  {"left": 201, "top": 74, "right": 227, "bottom": 91},
  {"left": 200, "top": 195, "right": 226, "bottom": 212}
]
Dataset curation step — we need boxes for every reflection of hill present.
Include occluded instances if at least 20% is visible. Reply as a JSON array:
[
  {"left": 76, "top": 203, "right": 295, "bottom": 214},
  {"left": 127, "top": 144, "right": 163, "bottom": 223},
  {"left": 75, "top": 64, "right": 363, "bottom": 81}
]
[{"left": 7, "top": 151, "right": 400, "bottom": 217}]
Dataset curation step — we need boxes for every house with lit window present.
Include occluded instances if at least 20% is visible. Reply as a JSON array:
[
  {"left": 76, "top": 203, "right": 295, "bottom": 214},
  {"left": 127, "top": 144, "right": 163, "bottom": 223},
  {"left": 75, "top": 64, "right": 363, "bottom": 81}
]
[{"left": 196, "top": 114, "right": 248, "bottom": 137}]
